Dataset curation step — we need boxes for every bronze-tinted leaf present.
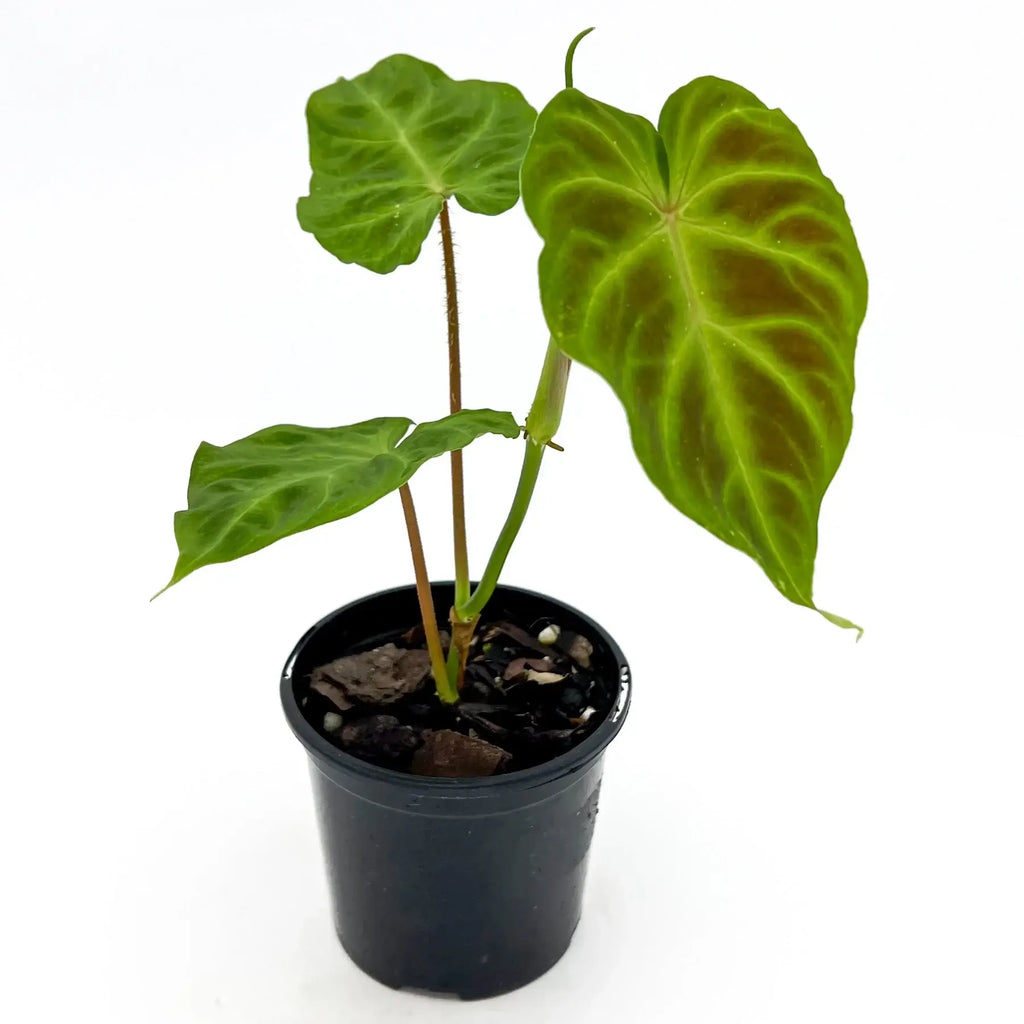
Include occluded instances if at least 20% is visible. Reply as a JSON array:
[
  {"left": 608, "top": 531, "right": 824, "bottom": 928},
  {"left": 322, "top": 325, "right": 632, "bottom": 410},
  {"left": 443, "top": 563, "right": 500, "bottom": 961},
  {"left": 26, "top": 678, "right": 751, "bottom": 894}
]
[{"left": 521, "top": 78, "right": 867, "bottom": 629}]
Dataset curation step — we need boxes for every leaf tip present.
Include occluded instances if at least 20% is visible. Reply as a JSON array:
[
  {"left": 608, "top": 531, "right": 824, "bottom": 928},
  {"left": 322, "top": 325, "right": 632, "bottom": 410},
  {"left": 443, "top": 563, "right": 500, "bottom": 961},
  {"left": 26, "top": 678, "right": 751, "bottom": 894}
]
[
  {"left": 151, "top": 561, "right": 191, "bottom": 602},
  {"left": 818, "top": 607, "right": 863, "bottom": 640}
]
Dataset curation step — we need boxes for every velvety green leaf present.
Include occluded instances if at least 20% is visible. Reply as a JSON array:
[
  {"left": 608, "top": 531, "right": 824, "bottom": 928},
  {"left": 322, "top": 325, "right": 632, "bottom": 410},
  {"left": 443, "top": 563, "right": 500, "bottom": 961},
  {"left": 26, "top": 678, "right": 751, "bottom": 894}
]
[
  {"left": 297, "top": 54, "right": 537, "bottom": 273},
  {"left": 521, "top": 78, "right": 867, "bottom": 628},
  {"left": 159, "top": 409, "right": 520, "bottom": 593}
]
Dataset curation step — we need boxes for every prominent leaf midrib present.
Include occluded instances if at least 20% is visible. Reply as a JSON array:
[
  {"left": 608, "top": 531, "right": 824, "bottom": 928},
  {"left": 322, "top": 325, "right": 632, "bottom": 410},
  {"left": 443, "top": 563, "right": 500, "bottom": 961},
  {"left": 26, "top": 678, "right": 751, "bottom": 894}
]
[
  {"left": 349, "top": 78, "right": 445, "bottom": 194},
  {"left": 700, "top": 334, "right": 811, "bottom": 603},
  {"left": 657, "top": 218, "right": 710, "bottom": 505},
  {"left": 663, "top": 208, "right": 810, "bottom": 602},
  {"left": 663, "top": 216, "right": 704, "bottom": 329},
  {"left": 656, "top": 319, "right": 702, "bottom": 503}
]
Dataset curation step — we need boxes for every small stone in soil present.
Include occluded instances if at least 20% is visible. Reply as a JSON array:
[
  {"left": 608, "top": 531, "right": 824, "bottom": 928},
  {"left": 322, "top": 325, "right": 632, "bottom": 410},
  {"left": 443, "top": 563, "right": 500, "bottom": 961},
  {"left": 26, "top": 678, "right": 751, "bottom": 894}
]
[
  {"left": 340, "top": 715, "right": 420, "bottom": 763},
  {"left": 538, "top": 623, "right": 561, "bottom": 645},
  {"left": 567, "top": 633, "right": 594, "bottom": 668},
  {"left": 409, "top": 729, "right": 511, "bottom": 778}
]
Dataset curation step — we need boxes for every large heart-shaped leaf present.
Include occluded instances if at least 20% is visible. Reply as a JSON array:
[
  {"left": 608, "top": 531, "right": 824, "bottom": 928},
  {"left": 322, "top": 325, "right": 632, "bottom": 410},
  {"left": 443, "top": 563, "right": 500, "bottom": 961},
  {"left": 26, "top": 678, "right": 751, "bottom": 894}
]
[
  {"left": 159, "top": 409, "right": 520, "bottom": 593},
  {"left": 297, "top": 54, "right": 537, "bottom": 274},
  {"left": 521, "top": 78, "right": 867, "bottom": 628}
]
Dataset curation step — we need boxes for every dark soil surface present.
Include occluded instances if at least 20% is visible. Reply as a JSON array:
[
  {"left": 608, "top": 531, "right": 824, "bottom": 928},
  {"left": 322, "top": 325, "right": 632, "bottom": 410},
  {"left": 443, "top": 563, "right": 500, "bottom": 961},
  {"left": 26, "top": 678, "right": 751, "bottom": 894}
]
[{"left": 298, "top": 612, "right": 617, "bottom": 776}]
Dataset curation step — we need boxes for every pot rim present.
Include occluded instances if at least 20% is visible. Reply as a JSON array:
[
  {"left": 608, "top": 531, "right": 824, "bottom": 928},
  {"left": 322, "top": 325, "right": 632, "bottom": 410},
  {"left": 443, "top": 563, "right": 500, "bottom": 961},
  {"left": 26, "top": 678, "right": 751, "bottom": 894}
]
[{"left": 280, "top": 581, "right": 631, "bottom": 794}]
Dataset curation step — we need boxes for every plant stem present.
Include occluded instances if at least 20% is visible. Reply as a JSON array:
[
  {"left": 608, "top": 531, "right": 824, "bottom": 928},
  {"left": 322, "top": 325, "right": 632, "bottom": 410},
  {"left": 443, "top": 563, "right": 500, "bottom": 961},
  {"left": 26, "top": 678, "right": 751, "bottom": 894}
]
[
  {"left": 439, "top": 201, "right": 471, "bottom": 612},
  {"left": 444, "top": 609, "right": 480, "bottom": 697},
  {"left": 399, "top": 484, "right": 457, "bottom": 704},
  {"left": 457, "top": 336, "right": 572, "bottom": 621},
  {"left": 460, "top": 437, "right": 547, "bottom": 620}
]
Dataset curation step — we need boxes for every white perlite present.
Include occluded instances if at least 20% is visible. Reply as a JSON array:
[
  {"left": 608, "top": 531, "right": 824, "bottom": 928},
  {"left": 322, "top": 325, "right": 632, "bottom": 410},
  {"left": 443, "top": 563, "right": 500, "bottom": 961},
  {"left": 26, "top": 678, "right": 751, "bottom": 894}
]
[
  {"left": 323, "top": 712, "right": 344, "bottom": 732},
  {"left": 538, "top": 623, "right": 561, "bottom": 645}
]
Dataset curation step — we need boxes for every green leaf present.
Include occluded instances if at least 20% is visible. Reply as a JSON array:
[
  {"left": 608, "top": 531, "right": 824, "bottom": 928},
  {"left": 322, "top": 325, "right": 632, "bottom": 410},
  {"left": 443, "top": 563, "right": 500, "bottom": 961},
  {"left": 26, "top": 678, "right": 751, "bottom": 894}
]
[
  {"left": 297, "top": 54, "right": 537, "bottom": 274},
  {"left": 158, "top": 409, "right": 520, "bottom": 594},
  {"left": 521, "top": 78, "right": 867, "bottom": 629}
]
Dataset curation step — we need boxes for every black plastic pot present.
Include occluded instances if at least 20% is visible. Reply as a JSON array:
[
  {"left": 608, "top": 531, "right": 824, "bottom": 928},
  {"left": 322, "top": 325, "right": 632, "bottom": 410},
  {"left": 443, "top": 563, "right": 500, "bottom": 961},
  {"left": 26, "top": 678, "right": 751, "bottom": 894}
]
[{"left": 280, "top": 582, "right": 630, "bottom": 1000}]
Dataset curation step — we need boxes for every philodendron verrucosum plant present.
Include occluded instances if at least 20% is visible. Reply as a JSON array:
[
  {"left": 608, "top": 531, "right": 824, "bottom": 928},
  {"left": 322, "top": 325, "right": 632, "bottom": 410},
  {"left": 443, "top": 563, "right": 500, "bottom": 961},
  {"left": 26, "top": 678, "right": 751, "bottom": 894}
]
[{"left": 160, "top": 30, "right": 868, "bottom": 703}]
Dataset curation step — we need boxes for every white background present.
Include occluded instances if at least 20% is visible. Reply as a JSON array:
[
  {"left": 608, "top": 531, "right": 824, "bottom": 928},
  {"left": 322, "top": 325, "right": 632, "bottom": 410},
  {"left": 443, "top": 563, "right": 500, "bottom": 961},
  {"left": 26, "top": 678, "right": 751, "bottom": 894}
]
[{"left": 2, "top": 1, "right": 1022, "bottom": 1021}]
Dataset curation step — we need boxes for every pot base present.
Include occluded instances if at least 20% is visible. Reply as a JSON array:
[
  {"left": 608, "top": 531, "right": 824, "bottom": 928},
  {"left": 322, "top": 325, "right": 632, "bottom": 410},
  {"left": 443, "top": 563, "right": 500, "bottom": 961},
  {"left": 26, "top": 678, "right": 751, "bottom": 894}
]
[{"left": 338, "top": 927, "right": 580, "bottom": 1000}]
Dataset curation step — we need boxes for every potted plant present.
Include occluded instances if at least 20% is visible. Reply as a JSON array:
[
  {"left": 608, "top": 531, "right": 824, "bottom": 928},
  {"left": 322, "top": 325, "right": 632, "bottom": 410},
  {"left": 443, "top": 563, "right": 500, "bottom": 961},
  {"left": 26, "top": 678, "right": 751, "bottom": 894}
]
[{"left": 158, "top": 29, "right": 867, "bottom": 999}]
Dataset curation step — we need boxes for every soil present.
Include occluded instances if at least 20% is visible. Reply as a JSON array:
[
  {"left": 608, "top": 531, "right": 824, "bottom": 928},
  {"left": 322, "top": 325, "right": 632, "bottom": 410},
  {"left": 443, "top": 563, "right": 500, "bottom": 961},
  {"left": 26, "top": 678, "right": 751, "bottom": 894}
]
[{"left": 298, "top": 612, "right": 617, "bottom": 776}]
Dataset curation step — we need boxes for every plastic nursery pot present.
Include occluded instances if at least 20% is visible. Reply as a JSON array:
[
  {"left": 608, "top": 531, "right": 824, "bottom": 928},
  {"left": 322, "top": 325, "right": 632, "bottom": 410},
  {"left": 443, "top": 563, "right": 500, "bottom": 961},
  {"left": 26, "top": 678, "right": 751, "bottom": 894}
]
[{"left": 280, "top": 582, "right": 631, "bottom": 1000}]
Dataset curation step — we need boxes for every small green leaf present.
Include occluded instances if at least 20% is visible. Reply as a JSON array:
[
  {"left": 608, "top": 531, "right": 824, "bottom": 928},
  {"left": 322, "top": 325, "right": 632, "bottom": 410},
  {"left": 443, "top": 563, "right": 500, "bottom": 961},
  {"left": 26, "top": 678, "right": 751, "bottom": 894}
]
[
  {"left": 158, "top": 409, "right": 520, "bottom": 594},
  {"left": 521, "top": 78, "right": 867, "bottom": 627},
  {"left": 297, "top": 54, "right": 537, "bottom": 274}
]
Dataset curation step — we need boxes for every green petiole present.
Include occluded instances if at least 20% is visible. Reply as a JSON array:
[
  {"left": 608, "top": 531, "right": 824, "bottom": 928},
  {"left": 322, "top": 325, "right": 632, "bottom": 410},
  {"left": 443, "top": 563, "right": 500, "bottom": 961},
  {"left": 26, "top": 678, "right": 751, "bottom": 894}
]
[{"left": 453, "top": 337, "right": 571, "bottom": 626}]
